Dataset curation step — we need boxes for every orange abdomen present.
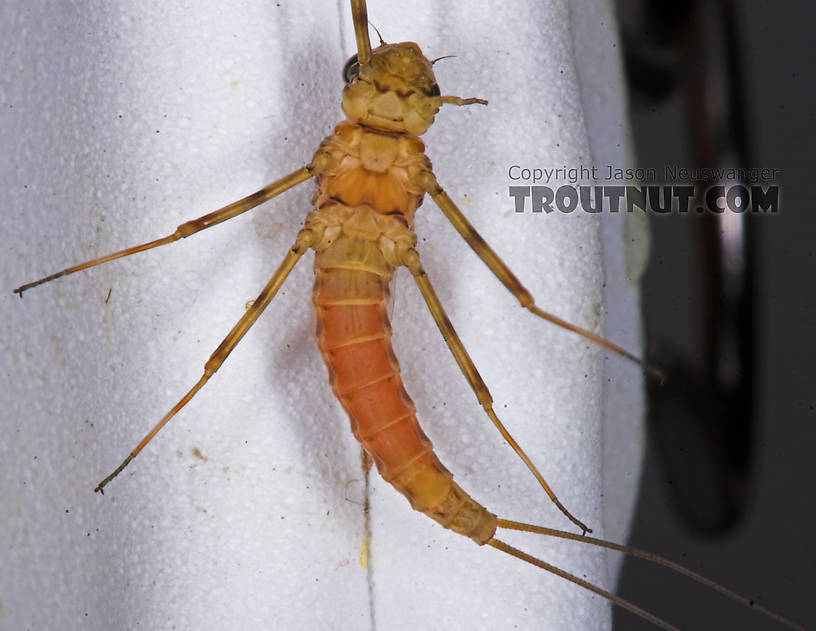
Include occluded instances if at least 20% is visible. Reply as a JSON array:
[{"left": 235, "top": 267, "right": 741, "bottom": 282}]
[{"left": 312, "top": 258, "right": 496, "bottom": 544}]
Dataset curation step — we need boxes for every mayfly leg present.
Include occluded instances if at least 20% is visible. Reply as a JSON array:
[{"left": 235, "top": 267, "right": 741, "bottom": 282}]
[
  {"left": 13, "top": 166, "right": 314, "bottom": 296},
  {"left": 400, "top": 246, "right": 592, "bottom": 534},
  {"left": 402, "top": 216, "right": 806, "bottom": 624},
  {"left": 424, "top": 176, "right": 663, "bottom": 380},
  {"left": 94, "top": 227, "right": 316, "bottom": 493},
  {"left": 350, "top": 0, "right": 372, "bottom": 65},
  {"left": 394, "top": 165, "right": 656, "bottom": 534},
  {"left": 13, "top": 157, "right": 323, "bottom": 488}
]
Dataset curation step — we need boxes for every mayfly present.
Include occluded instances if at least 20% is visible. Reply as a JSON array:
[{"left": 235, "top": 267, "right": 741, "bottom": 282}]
[{"left": 0, "top": 5, "right": 804, "bottom": 631}]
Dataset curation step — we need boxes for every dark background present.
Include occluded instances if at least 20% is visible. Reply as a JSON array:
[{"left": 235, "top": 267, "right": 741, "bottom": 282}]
[{"left": 615, "top": 1, "right": 815, "bottom": 629}]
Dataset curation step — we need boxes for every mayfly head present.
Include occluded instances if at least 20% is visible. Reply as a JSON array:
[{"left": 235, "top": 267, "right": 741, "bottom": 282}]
[{"left": 342, "top": 42, "right": 442, "bottom": 136}]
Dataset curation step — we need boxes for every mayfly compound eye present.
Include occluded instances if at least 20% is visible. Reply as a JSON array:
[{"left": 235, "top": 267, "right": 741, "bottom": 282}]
[{"left": 343, "top": 54, "right": 360, "bottom": 83}]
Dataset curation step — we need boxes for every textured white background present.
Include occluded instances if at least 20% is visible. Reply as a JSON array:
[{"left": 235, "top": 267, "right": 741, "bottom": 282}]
[{"left": 0, "top": 2, "right": 643, "bottom": 630}]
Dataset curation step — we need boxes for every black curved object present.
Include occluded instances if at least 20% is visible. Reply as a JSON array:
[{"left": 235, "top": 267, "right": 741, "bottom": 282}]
[{"left": 623, "top": 0, "right": 756, "bottom": 533}]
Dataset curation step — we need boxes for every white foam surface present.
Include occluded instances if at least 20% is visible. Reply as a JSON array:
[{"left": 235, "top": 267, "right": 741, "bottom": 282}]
[{"left": 0, "top": 2, "right": 643, "bottom": 630}]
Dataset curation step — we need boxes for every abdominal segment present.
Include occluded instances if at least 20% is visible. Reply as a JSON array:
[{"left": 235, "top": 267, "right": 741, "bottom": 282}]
[{"left": 312, "top": 245, "right": 496, "bottom": 544}]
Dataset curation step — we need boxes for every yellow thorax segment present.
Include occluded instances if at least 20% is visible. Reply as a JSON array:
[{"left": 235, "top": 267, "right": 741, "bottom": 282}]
[{"left": 359, "top": 132, "right": 400, "bottom": 173}]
